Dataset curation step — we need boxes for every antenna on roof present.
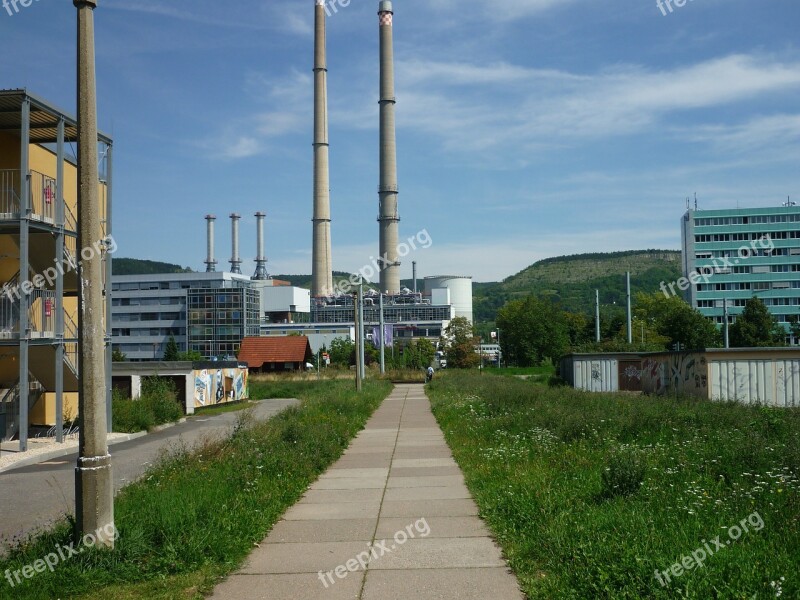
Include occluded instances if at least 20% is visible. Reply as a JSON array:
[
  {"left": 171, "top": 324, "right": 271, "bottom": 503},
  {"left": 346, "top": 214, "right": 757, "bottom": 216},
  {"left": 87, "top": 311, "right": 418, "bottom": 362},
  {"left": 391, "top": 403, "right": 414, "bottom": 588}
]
[
  {"left": 784, "top": 195, "right": 796, "bottom": 207},
  {"left": 694, "top": 193, "right": 698, "bottom": 211},
  {"left": 686, "top": 196, "right": 690, "bottom": 211}
]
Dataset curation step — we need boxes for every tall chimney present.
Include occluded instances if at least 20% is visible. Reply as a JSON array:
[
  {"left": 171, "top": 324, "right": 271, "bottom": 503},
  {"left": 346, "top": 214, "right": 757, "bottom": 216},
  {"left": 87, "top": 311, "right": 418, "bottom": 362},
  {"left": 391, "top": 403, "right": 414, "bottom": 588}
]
[
  {"left": 412, "top": 260, "right": 417, "bottom": 293},
  {"left": 311, "top": 0, "right": 333, "bottom": 297},
  {"left": 378, "top": 0, "right": 400, "bottom": 294},
  {"left": 230, "top": 213, "right": 242, "bottom": 274},
  {"left": 253, "top": 211, "right": 269, "bottom": 280},
  {"left": 205, "top": 215, "right": 217, "bottom": 273}
]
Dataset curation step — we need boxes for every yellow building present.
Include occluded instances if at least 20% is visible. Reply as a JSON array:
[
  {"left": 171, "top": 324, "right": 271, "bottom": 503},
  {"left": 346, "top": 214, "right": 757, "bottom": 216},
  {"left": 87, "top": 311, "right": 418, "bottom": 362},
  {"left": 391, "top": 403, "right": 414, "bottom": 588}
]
[{"left": 0, "top": 89, "right": 112, "bottom": 450}]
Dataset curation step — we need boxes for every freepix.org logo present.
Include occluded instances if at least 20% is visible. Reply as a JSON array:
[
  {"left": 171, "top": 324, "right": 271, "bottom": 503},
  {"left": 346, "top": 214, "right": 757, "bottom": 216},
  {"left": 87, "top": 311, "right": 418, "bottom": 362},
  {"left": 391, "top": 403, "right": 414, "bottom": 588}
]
[{"left": 3, "top": 0, "right": 41, "bottom": 17}]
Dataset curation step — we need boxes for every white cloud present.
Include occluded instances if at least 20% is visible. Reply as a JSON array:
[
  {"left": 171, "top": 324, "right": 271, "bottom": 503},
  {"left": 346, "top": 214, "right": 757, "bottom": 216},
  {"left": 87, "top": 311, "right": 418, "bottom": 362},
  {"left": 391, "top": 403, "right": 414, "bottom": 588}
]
[{"left": 428, "top": 0, "right": 581, "bottom": 21}]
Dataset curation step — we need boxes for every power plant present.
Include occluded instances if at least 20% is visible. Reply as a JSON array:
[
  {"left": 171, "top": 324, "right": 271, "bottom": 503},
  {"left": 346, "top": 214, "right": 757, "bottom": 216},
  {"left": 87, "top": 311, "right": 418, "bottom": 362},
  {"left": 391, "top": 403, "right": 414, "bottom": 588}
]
[
  {"left": 377, "top": 0, "right": 401, "bottom": 294},
  {"left": 311, "top": 0, "right": 333, "bottom": 297}
]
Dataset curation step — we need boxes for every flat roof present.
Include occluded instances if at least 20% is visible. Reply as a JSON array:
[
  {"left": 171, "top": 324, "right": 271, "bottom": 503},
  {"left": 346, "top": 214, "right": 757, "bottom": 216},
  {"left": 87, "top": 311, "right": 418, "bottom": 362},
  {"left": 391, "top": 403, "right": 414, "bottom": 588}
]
[
  {"left": 0, "top": 89, "right": 112, "bottom": 145},
  {"left": 112, "top": 271, "right": 254, "bottom": 283}
]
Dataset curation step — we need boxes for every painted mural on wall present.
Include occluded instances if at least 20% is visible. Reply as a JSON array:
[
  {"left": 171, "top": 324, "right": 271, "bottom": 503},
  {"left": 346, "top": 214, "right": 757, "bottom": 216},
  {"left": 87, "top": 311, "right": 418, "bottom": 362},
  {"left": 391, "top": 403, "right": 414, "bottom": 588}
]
[
  {"left": 192, "top": 367, "right": 249, "bottom": 409},
  {"left": 641, "top": 353, "right": 708, "bottom": 398}
]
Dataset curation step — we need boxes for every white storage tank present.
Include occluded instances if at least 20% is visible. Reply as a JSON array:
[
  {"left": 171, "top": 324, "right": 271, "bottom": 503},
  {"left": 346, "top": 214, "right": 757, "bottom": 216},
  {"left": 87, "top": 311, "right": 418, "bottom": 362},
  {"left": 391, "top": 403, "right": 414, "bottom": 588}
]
[{"left": 424, "top": 275, "right": 473, "bottom": 324}]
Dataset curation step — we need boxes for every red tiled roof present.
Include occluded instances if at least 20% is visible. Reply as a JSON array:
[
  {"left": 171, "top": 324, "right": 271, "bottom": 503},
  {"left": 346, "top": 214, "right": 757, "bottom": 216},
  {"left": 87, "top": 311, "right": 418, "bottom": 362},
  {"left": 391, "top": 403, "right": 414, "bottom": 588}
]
[{"left": 238, "top": 336, "right": 312, "bottom": 368}]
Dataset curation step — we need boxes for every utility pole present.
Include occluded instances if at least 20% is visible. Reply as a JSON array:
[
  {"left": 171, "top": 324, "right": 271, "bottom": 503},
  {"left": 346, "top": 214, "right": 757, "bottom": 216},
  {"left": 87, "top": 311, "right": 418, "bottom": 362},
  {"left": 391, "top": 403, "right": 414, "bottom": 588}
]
[
  {"left": 354, "top": 289, "right": 362, "bottom": 391},
  {"left": 595, "top": 290, "right": 601, "bottom": 343},
  {"left": 626, "top": 272, "right": 632, "bottom": 345},
  {"left": 358, "top": 281, "right": 366, "bottom": 380},
  {"left": 74, "top": 0, "right": 114, "bottom": 548},
  {"left": 379, "top": 293, "right": 386, "bottom": 374}
]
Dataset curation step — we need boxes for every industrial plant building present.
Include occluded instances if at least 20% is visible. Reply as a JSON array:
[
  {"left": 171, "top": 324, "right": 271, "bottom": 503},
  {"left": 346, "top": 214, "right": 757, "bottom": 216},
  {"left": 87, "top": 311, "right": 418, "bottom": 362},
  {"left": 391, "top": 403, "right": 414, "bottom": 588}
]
[
  {"left": 681, "top": 205, "right": 800, "bottom": 341},
  {"left": 0, "top": 89, "right": 112, "bottom": 447},
  {"left": 111, "top": 213, "right": 311, "bottom": 361}
]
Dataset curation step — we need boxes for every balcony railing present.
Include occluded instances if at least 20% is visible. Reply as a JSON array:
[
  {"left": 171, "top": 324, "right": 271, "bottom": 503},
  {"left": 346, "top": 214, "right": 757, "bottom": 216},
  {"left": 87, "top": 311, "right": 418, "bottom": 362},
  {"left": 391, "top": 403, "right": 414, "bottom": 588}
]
[
  {"left": 0, "top": 169, "right": 21, "bottom": 217},
  {"left": 0, "top": 169, "right": 87, "bottom": 231}
]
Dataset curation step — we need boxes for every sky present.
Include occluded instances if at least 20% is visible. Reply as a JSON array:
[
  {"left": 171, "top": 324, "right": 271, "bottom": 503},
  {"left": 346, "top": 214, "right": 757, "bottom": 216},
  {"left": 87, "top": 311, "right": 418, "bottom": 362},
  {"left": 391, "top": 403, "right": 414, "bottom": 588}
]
[{"left": 2, "top": 0, "right": 799, "bottom": 282}]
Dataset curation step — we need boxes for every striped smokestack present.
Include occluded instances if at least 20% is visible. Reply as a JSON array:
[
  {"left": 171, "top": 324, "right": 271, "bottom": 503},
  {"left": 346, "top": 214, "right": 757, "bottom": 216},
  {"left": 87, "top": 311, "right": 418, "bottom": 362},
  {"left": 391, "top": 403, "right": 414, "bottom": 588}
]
[
  {"left": 378, "top": 0, "right": 400, "bottom": 294},
  {"left": 312, "top": 0, "right": 334, "bottom": 297}
]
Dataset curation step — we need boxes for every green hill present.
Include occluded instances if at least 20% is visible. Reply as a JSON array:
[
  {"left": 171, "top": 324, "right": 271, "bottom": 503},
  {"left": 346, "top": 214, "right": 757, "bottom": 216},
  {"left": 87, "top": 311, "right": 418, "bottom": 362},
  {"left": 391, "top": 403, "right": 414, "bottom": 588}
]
[
  {"left": 113, "top": 258, "right": 193, "bottom": 276},
  {"left": 474, "top": 250, "right": 682, "bottom": 322}
]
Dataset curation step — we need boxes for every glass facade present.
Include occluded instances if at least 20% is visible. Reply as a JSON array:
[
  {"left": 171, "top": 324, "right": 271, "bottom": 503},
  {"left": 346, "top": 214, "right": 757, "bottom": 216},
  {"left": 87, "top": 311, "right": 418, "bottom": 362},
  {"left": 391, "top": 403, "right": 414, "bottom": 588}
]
[{"left": 187, "top": 287, "right": 260, "bottom": 359}]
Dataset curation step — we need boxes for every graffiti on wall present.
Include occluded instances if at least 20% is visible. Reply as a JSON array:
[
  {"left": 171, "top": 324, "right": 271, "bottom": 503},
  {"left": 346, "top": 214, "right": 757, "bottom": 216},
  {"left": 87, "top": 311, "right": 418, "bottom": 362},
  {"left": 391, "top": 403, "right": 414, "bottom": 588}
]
[
  {"left": 642, "top": 354, "right": 708, "bottom": 397},
  {"left": 192, "top": 367, "right": 249, "bottom": 408}
]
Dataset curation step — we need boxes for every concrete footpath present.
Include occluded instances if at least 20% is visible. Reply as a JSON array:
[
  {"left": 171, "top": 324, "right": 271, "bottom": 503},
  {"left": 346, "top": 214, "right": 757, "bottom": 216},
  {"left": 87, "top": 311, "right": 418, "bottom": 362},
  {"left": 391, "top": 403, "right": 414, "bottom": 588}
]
[{"left": 210, "top": 384, "right": 524, "bottom": 600}]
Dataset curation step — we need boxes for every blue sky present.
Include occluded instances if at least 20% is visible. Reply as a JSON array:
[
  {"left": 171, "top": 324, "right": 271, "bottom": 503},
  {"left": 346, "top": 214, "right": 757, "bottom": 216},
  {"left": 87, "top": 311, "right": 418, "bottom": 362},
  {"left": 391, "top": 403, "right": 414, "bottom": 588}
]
[{"left": 2, "top": 0, "right": 799, "bottom": 282}]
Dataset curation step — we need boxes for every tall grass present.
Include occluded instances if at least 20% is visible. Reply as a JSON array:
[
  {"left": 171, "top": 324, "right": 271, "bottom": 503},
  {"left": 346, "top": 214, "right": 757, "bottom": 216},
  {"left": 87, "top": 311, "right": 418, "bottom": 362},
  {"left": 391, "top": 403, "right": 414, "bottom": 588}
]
[
  {"left": 1, "top": 379, "right": 391, "bottom": 599},
  {"left": 111, "top": 377, "right": 183, "bottom": 433},
  {"left": 428, "top": 372, "right": 800, "bottom": 599}
]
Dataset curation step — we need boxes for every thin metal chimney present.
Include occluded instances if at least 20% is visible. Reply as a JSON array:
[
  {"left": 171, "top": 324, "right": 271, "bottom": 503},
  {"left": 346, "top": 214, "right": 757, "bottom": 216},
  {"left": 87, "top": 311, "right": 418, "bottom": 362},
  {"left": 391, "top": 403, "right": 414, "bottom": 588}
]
[
  {"left": 412, "top": 261, "right": 417, "bottom": 293},
  {"left": 311, "top": 0, "right": 333, "bottom": 297},
  {"left": 205, "top": 215, "right": 217, "bottom": 273},
  {"left": 378, "top": 0, "right": 401, "bottom": 294},
  {"left": 253, "top": 211, "right": 269, "bottom": 280},
  {"left": 229, "top": 213, "right": 242, "bottom": 274}
]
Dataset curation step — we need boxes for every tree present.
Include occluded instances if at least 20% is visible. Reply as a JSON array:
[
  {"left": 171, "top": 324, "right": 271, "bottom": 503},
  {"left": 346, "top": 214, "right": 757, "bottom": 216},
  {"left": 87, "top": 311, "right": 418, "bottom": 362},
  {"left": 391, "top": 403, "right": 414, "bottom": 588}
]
[
  {"left": 634, "top": 292, "right": 721, "bottom": 350},
  {"left": 496, "top": 296, "right": 569, "bottom": 366},
  {"left": 177, "top": 350, "right": 203, "bottom": 361},
  {"left": 442, "top": 317, "right": 480, "bottom": 369},
  {"left": 163, "top": 336, "right": 180, "bottom": 361},
  {"left": 329, "top": 337, "right": 355, "bottom": 368},
  {"left": 788, "top": 316, "right": 800, "bottom": 345},
  {"left": 112, "top": 347, "right": 127, "bottom": 362},
  {"left": 730, "top": 297, "right": 786, "bottom": 348}
]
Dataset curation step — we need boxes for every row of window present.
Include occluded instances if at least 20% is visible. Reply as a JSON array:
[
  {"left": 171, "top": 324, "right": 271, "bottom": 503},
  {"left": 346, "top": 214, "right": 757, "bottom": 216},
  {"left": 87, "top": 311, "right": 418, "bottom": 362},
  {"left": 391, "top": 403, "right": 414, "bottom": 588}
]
[
  {"left": 113, "top": 312, "right": 184, "bottom": 322},
  {"left": 695, "top": 214, "right": 800, "bottom": 226},
  {"left": 698, "top": 298, "right": 800, "bottom": 308},
  {"left": 112, "top": 327, "right": 184, "bottom": 337},
  {"left": 112, "top": 297, "right": 183, "bottom": 307},
  {"left": 697, "top": 282, "right": 796, "bottom": 292},
  {"left": 695, "top": 233, "right": 800, "bottom": 243}
]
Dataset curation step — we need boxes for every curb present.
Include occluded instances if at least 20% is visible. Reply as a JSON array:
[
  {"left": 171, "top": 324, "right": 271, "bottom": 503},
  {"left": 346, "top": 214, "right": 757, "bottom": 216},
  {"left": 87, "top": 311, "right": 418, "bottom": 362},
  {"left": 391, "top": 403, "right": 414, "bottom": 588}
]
[{"left": 0, "top": 419, "right": 187, "bottom": 475}]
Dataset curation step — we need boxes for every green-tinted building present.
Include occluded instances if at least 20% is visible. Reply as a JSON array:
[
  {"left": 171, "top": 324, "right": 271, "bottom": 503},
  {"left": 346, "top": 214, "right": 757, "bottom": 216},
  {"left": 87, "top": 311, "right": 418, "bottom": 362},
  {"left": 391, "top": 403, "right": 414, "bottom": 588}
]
[{"left": 681, "top": 205, "right": 800, "bottom": 341}]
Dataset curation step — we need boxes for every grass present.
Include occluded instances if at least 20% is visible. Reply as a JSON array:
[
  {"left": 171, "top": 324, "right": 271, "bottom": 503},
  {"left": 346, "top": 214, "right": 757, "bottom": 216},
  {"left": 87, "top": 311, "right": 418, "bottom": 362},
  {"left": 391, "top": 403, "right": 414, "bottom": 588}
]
[
  {"left": 1, "top": 379, "right": 391, "bottom": 599},
  {"left": 190, "top": 400, "right": 255, "bottom": 417},
  {"left": 427, "top": 372, "right": 800, "bottom": 599}
]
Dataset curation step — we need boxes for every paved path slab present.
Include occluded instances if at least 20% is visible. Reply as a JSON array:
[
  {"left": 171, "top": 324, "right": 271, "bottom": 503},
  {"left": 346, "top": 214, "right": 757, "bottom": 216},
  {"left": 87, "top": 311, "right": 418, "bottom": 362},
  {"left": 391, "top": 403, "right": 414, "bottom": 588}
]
[{"left": 209, "top": 384, "right": 523, "bottom": 600}]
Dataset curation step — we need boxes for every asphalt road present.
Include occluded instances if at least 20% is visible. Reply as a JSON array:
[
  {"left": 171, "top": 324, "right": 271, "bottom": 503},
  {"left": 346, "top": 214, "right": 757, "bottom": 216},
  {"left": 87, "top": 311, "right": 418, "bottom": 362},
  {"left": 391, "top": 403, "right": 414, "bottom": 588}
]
[{"left": 0, "top": 399, "right": 299, "bottom": 554}]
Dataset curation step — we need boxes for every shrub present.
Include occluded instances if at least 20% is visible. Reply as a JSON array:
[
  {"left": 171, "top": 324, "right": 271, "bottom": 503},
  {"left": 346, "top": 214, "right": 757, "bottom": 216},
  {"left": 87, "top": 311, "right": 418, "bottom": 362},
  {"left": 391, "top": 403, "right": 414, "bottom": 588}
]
[{"left": 599, "top": 452, "right": 646, "bottom": 499}]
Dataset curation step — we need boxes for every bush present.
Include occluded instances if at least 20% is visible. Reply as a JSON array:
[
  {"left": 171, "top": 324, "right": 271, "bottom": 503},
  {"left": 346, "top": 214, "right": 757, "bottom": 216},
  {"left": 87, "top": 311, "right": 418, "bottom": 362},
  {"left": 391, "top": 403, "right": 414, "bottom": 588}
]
[
  {"left": 112, "top": 376, "right": 182, "bottom": 433},
  {"left": 599, "top": 452, "right": 646, "bottom": 499}
]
